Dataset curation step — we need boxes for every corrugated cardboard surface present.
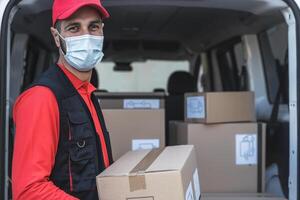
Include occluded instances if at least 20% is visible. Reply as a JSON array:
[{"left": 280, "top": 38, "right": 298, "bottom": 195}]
[
  {"left": 173, "top": 121, "right": 266, "bottom": 193},
  {"left": 99, "top": 149, "right": 151, "bottom": 177},
  {"left": 100, "top": 99, "right": 165, "bottom": 109},
  {"left": 95, "top": 92, "right": 165, "bottom": 109},
  {"left": 94, "top": 92, "right": 165, "bottom": 98},
  {"left": 185, "top": 92, "right": 256, "bottom": 123},
  {"left": 102, "top": 109, "right": 165, "bottom": 160},
  {"left": 202, "top": 193, "right": 286, "bottom": 200},
  {"left": 96, "top": 145, "right": 200, "bottom": 200}
]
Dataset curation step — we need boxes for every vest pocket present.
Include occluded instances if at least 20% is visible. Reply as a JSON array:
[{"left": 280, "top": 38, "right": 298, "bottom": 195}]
[
  {"left": 67, "top": 110, "right": 95, "bottom": 174},
  {"left": 67, "top": 111, "right": 93, "bottom": 140},
  {"left": 69, "top": 138, "right": 96, "bottom": 192},
  {"left": 69, "top": 140, "right": 94, "bottom": 161},
  {"left": 67, "top": 111, "right": 88, "bottom": 124},
  {"left": 67, "top": 110, "right": 97, "bottom": 192}
]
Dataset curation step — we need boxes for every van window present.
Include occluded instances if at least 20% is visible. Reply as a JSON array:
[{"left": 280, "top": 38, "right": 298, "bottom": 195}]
[
  {"left": 95, "top": 60, "right": 189, "bottom": 92},
  {"left": 258, "top": 23, "right": 288, "bottom": 104},
  {"left": 214, "top": 39, "right": 248, "bottom": 91}
]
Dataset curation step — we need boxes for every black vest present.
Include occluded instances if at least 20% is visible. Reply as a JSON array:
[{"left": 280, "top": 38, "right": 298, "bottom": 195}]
[{"left": 30, "top": 65, "right": 113, "bottom": 200}]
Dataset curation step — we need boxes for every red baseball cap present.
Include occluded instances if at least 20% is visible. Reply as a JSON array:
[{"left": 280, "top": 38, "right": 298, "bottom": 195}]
[{"left": 52, "top": 0, "right": 109, "bottom": 26}]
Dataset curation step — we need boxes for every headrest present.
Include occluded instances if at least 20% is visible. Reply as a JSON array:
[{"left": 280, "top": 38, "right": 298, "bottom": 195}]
[
  {"left": 167, "top": 71, "right": 196, "bottom": 95},
  {"left": 153, "top": 88, "right": 166, "bottom": 93}
]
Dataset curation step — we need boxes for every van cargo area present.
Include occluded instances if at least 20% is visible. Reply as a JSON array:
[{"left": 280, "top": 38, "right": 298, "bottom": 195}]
[{"left": 0, "top": 0, "right": 298, "bottom": 199}]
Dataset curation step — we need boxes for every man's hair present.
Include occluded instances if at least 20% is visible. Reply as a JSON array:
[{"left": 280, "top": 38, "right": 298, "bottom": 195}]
[
  {"left": 55, "top": 20, "right": 62, "bottom": 33},
  {"left": 54, "top": 20, "right": 66, "bottom": 53}
]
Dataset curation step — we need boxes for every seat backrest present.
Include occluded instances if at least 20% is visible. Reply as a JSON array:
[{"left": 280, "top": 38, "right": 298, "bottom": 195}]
[
  {"left": 165, "top": 71, "right": 196, "bottom": 145},
  {"left": 167, "top": 71, "right": 196, "bottom": 95},
  {"left": 153, "top": 88, "right": 166, "bottom": 93},
  {"left": 166, "top": 71, "right": 196, "bottom": 120}
]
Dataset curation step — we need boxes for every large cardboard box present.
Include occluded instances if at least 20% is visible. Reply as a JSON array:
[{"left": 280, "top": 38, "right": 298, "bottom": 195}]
[
  {"left": 170, "top": 121, "right": 266, "bottom": 193},
  {"left": 201, "top": 193, "right": 286, "bottom": 200},
  {"left": 96, "top": 145, "right": 201, "bottom": 200},
  {"left": 184, "top": 92, "right": 256, "bottom": 123},
  {"left": 95, "top": 92, "right": 166, "bottom": 161}
]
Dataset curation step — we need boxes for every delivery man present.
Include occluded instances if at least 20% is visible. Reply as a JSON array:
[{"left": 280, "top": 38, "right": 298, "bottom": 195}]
[{"left": 12, "top": 0, "right": 113, "bottom": 199}]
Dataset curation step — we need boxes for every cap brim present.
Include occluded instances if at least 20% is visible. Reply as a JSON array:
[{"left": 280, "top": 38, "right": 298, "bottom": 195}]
[{"left": 56, "top": 2, "right": 109, "bottom": 24}]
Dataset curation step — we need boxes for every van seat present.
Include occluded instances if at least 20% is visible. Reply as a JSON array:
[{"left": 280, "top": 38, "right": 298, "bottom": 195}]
[{"left": 165, "top": 71, "right": 196, "bottom": 145}]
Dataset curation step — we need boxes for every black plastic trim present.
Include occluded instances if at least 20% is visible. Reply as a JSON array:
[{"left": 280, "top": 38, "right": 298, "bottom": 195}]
[{"left": 0, "top": 0, "right": 22, "bottom": 199}]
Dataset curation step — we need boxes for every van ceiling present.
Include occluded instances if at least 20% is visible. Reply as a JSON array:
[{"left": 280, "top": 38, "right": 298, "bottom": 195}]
[{"left": 12, "top": 0, "right": 287, "bottom": 61}]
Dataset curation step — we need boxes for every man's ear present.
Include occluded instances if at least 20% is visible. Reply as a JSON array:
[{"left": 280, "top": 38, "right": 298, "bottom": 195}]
[{"left": 50, "top": 27, "right": 60, "bottom": 48}]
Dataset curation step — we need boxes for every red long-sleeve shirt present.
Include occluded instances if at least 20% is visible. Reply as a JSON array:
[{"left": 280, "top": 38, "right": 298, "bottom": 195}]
[{"left": 12, "top": 64, "right": 109, "bottom": 200}]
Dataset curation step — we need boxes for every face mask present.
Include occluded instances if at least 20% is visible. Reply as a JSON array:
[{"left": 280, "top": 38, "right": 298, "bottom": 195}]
[{"left": 58, "top": 33, "right": 104, "bottom": 72}]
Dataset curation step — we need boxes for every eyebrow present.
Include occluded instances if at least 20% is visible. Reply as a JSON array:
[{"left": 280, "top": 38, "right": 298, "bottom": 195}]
[
  {"left": 89, "top": 19, "right": 102, "bottom": 25},
  {"left": 64, "top": 22, "right": 80, "bottom": 30},
  {"left": 64, "top": 19, "right": 102, "bottom": 30}
]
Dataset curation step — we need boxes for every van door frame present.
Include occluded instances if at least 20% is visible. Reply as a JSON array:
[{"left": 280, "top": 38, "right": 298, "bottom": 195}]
[
  {"left": 1, "top": 0, "right": 300, "bottom": 200},
  {"left": 282, "top": 1, "right": 300, "bottom": 200},
  {"left": 0, "top": 0, "right": 21, "bottom": 199},
  {"left": 0, "top": 1, "right": 11, "bottom": 199}
]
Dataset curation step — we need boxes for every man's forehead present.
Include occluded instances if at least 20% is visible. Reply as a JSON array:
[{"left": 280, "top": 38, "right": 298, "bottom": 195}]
[{"left": 61, "top": 6, "right": 102, "bottom": 25}]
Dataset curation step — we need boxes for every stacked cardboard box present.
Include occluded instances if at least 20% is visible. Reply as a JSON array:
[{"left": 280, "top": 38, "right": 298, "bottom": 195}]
[
  {"left": 184, "top": 92, "right": 256, "bottom": 123},
  {"left": 95, "top": 91, "right": 283, "bottom": 200},
  {"left": 96, "top": 145, "right": 201, "bottom": 200},
  {"left": 201, "top": 193, "right": 286, "bottom": 200},
  {"left": 169, "top": 121, "right": 266, "bottom": 193},
  {"left": 169, "top": 91, "right": 266, "bottom": 193},
  {"left": 95, "top": 92, "right": 166, "bottom": 161}
]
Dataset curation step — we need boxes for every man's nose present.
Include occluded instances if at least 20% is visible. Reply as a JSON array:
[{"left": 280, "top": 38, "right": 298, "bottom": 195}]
[{"left": 81, "top": 26, "right": 90, "bottom": 35}]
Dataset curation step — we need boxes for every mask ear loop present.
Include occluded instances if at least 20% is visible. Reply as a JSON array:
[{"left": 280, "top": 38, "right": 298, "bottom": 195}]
[{"left": 56, "top": 30, "right": 67, "bottom": 55}]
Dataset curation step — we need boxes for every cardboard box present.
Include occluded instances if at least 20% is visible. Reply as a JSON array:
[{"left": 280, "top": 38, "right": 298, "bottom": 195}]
[
  {"left": 184, "top": 92, "right": 256, "bottom": 123},
  {"left": 95, "top": 92, "right": 166, "bottom": 160},
  {"left": 96, "top": 92, "right": 165, "bottom": 109},
  {"left": 170, "top": 121, "right": 266, "bottom": 193},
  {"left": 201, "top": 193, "right": 286, "bottom": 200},
  {"left": 96, "top": 145, "right": 201, "bottom": 200}
]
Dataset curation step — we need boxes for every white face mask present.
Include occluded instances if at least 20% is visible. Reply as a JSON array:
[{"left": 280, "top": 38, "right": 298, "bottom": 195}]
[{"left": 58, "top": 33, "right": 104, "bottom": 72}]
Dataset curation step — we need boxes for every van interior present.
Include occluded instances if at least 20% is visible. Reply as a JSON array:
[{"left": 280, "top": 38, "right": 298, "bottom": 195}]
[{"left": 3, "top": 0, "right": 292, "bottom": 199}]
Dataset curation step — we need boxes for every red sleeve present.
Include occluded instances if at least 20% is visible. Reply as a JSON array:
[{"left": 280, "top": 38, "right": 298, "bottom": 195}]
[{"left": 12, "top": 86, "right": 79, "bottom": 200}]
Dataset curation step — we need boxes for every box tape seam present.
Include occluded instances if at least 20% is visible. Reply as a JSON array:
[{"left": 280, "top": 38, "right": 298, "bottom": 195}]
[
  {"left": 129, "top": 148, "right": 165, "bottom": 192},
  {"left": 257, "top": 123, "right": 263, "bottom": 192}
]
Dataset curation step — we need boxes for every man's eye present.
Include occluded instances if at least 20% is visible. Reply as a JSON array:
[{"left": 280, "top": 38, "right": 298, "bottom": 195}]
[
  {"left": 90, "top": 24, "right": 100, "bottom": 30},
  {"left": 68, "top": 26, "right": 78, "bottom": 32}
]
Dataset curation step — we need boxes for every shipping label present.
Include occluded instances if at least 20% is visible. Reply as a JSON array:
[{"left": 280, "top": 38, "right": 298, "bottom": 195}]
[
  {"left": 186, "top": 96, "right": 205, "bottom": 119},
  {"left": 185, "top": 181, "right": 194, "bottom": 200},
  {"left": 124, "top": 99, "right": 160, "bottom": 109},
  {"left": 235, "top": 134, "right": 257, "bottom": 165},
  {"left": 132, "top": 139, "right": 160, "bottom": 151},
  {"left": 193, "top": 168, "right": 201, "bottom": 200}
]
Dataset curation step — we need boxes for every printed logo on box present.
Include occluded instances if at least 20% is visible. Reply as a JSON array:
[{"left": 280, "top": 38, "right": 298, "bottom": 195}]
[
  {"left": 187, "top": 96, "right": 205, "bottom": 119},
  {"left": 124, "top": 99, "right": 160, "bottom": 109},
  {"left": 193, "top": 168, "right": 201, "bottom": 200},
  {"left": 132, "top": 139, "right": 160, "bottom": 151},
  {"left": 185, "top": 181, "right": 194, "bottom": 200},
  {"left": 235, "top": 134, "right": 257, "bottom": 165},
  {"left": 127, "top": 197, "right": 154, "bottom": 200}
]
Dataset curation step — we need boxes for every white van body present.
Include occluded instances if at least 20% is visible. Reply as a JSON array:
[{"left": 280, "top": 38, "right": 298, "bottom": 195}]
[{"left": 0, "top": 0, "right": 300, "bottom": 200}]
